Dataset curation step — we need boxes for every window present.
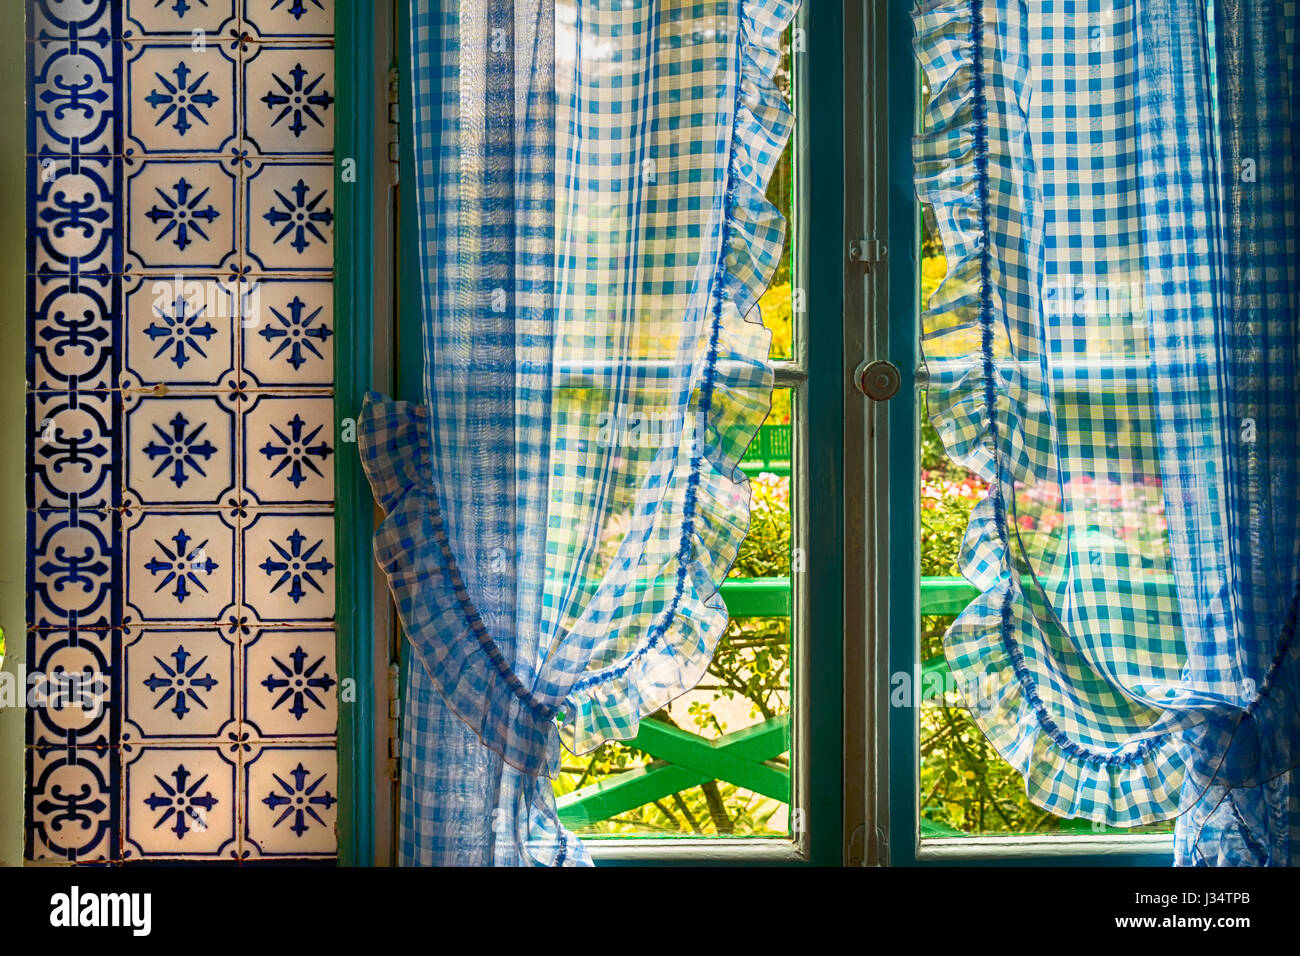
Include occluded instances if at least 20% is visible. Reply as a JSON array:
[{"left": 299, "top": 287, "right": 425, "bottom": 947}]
[
  {"left": 889, "top": 3, "right": 1176, "bottom": 865},
  {"left": 547, "top": 10, "right": 834, "bottom": 860},
  {"left": 281, "top": 0, "right": 1185, "bottom": 869}
]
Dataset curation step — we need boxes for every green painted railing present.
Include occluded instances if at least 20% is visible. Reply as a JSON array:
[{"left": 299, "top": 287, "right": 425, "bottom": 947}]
[
  {"left": 557, "top": 716, "right": 791, "bottom": 830},
  {"left": 738, "top": 422, "right": 792, "bottom": 476},
  {"left": 557, "top": 573, "right": 978, "bottom": 829}
]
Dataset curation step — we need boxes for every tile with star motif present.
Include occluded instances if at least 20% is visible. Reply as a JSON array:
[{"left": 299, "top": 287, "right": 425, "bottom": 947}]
[
  {"left": 124, "top": 510, "right": 237, "bottom": 624},
  {"left": 123, "top": 628, "right": 237, "bottom": 739},
  {"left": 240, "top": 512, "right": 335, "bottom": 622},
  {"left": 241, "top": 744, "right": 338, "bottom": 858},
  {"left": 241, "top": 394, "right": 335, "bottom": 505},
  {"left": 242, "top": 627, "right": 336, "bottom": 737},
  {"left": 122, "top": 744, "right": 237, "bottom": 860},
  {"left": 123, "top": 393, "right": 236, "bottom": 506},
  {"left": 125, "top": 41, "right": 238, "bottom": 155},
  {"left": 242, "top": 45, "right": 335, "bottom": 156}
]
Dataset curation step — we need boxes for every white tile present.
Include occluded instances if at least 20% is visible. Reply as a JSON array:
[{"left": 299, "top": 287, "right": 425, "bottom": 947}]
[
  {"left": 33, "top": 157, "right": 117, "bottom": 274},
  {"left": 122, "top": 745, "right": 238, "bottom": 859},
  {"left": 243, "top": 160, "right": 334, "bottom": 271},
  {"left": 240, "top": 277, "right": 333, "bottom": 386},
  {"left": 242, "top": 394, "right": 335, "bottom": 505},
  {"left": 126, "top": 159, "right": 238, "bottom": 272},
  {"left": 27, "top": 746, "right": 115, "bottom": 863},
  {"left": 30, "top": 509, "right": 116, "bottom": 630},
  {"left": 125, "top": 42, "right": 238, "bottom": 154},
  {"left": 124, "top": 274, "right": 238, "bottom": 388},
  {"left": 242, "top": 45, "right": 335, "bottom": 155},
  {"left": 124, "top": 0, "right": 237, "bottom": 37},
  {"left": 124, "top": 394, "right": 236, "bottom": 505},
  {"left": 125, "top": 510, "right": 237, "bottom": 623},
  {"left": 242, "top": 0, "right": 334, "bottom": 41},
  {"left": 30, "top": 272, "right": 117, "bottom": 392},
  {"left": 242, "top": 628, "right": 337, "bottom": 737},
  {"left": 30, "top": 390, "right": 115, "bottom": 511},
  {"left": 240, "top": 512, "right": 335, "bottom": 622},
  {"left": 32, "top": 44, "right": 117, "bottom": 155},
  {"left": 242, "top": 745, "right": 337, "bottom": 858},
  {"left": 28, "top": 630, "right": 114, "bottom": 744},
  {"left": 123, "top": 628, "right": 237, "bottom": 739}
]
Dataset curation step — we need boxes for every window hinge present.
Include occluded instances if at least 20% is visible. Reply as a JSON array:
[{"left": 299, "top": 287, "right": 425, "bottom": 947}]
[
  {"left": 386, "top": 65, "right": 400, "bottom": 184},
  {"left": 848, "top": 238, "right": 887, "bottom": 266},
  {"left": 386, "top": 661, "right": 401, "bottom": 782}
]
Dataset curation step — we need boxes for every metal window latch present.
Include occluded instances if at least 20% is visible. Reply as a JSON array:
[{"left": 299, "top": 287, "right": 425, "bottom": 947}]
[
  {"left": 848, "top": 238, "right": 888, "bottom": 266},
  {"left": 854, "top": 359, "right": 902, "bottom": 401}
]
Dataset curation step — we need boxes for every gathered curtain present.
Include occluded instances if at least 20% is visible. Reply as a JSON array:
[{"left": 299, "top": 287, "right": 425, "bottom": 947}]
[
  {"left": 916, "top": 0, "right": 1299, "bottom": 864},
  {"left": 358, "top": 0, "right": 796, "bottom": 865}
]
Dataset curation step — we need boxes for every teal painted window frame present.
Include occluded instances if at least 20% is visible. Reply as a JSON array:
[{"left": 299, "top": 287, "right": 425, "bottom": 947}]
[{"left": 334, "top": 0, "right": 382, "bottom": 868}]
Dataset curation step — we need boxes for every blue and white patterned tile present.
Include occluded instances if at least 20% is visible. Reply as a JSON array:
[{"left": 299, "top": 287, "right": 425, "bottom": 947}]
[
  {"left": 26, "top": 0, "right": 339, "bottom": 866},
  {"left": 240, "top": 512, "right": 335, "bottom": 623},
  {"left": 27, "top": 0, "right": 116, "bottom": 42},
  {"left": 123, "top": 627, "right": 237, "bottom": 740},
  {"left": 240, "top": 276, "right": 333, "bottom": 386},
  {"left": 30, "top": 30, "right": 117, "bottom": 156},
  {"left": 26, "top": 628, "right": 116, "bottom": 748},
  {"left": 242, "top": 159, "right": 334, "bottom": 272},
  {"left": 241, "top": 0, "right": 334, "bottom": 43},
  {"left": 32, "top": 155, "right": 119, "bottom": 275},
  {"left": 241, "top": 394, "right": 335, "bottom": 505},
  {"left": 28, "top": 271, "right": 119, "bottom": 392},
  {"left": 29, "top": 507, "right": 118, "bottom": 631},
  {"left": 241, "top": 743, "right": 337, "bottom": 858},
  {"left": 122, "top": 744, "right": 238, "bottom": 859},
  {"left": 242, "top": 627, "right": 336, "bottom": 738},
  {"left": 29, "top": 390, "right": 116, "bottom": 511},
  {"left": 27, "top": 744, "right": 116, "bottom": 863},
  {"left": 124, "top": 0, "right": 238, "bottom": 38},
  {"left": 124, "top": 509, "right": 237, "bottom": 623},
  {"left": 125, "top": 158, "right": 238, "bottom": 272},
  {"left": 123, "top": 393, "right": 237, "bottom": 506},
  {"left": 122, "top": 273, "right": 238, "bottom": 388},
  {"left": 125, "top": 41, "right": 238, "bottom": 155},
  {"left": 241, "top": 44, "right": 334, "bottom": 156}
]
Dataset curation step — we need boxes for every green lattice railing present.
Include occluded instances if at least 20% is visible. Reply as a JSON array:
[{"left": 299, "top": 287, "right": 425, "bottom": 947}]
[{"left": 557, "top": 574, "right": 977, "bottom": 829}]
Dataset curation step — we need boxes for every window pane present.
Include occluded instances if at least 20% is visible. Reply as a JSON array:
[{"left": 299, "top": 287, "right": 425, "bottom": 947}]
[
  {"left": 916, "top": 215, "right": 1174, "bottom": 838},
  {"left": 554, "top": 391, "right": 794, "bottom": 838},
  {"left": 759, "top": 25, "right": 796, "bottom": 362}
]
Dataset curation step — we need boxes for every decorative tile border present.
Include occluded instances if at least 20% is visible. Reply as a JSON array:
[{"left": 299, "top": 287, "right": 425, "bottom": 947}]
[{"left": 26, "top": 0, "right": 337, "bottom": 863}]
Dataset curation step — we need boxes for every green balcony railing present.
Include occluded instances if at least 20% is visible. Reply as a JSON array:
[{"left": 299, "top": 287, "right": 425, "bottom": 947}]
[
  {"left": 557, "top": 573, "right": 979, "bottom": 832},
  {"left": 738, "top": 422, "right": 791, "bottom": 476}
]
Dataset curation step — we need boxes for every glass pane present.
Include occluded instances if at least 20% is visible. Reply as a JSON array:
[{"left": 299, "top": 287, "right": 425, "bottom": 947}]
[
  {"left": 554, "top": 389, "right": 794, "bottom": 838},
  {"left": 916, "top": 216, "right": 1174, "bottom": 838},
  {"left": 757, "top": 24, "right": 796, "bottom": 361}
]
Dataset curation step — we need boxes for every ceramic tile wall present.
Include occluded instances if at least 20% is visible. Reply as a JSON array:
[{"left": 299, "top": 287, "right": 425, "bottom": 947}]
[{"left": 26, "top": 0, "right": 338, "bottom": 863}]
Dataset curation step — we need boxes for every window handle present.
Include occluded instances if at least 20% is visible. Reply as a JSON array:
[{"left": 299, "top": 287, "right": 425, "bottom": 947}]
[{"left": 853, "top": 359, "right": 901, "bottom": 401}]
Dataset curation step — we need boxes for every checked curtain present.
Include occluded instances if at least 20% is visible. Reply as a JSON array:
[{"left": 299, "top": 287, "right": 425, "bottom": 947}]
[
  {"left": 358, "top": 0, "right": 795, "bottom": 865},
  {"left": 916, "top": 0, "right": 1300, "bottom": 864}
]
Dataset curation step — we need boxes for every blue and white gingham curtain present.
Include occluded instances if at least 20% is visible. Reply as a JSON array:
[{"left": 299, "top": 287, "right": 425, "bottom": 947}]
[
  {"left": 916, "top": 0, "right": 1299, "bottom": 864},
  {"left": 358, "top": 0, "right": 796, "bottom": 865}
]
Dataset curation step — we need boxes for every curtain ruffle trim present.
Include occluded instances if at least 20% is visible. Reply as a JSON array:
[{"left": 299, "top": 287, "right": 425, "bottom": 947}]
[{"left": 559, "top": 0, "right": 798, "bottom": 756}]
